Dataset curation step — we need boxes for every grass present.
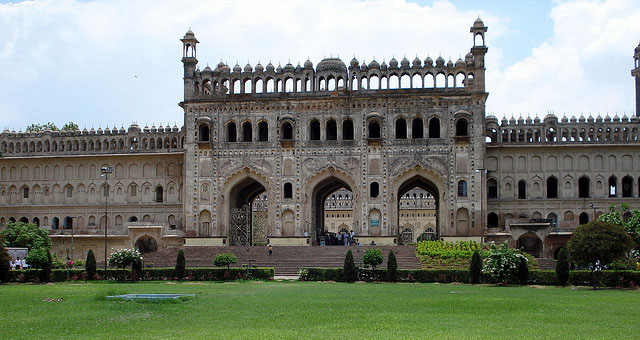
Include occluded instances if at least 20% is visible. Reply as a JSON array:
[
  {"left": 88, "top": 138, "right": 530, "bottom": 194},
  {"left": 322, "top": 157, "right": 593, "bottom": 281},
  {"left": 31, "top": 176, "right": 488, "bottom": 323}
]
[{"left": 0, "top": 281, "right": 639, "bottom": 339}]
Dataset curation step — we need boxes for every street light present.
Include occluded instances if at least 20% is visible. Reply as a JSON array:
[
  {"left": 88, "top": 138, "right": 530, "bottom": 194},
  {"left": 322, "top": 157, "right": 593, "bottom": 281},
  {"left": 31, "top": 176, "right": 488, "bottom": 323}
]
[
  {"left": 475, "top": 168, "right": 488, "bottom": 257},
  {"left": 101, "top": 166, "right": 113, "bottom": 269}
]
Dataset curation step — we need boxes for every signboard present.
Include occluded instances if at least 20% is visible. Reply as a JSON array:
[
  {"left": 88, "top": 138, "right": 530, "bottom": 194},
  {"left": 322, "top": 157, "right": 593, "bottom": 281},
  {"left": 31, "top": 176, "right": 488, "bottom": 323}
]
[{"left": 370, "top": 219, "right": 379, "bottom": 226}]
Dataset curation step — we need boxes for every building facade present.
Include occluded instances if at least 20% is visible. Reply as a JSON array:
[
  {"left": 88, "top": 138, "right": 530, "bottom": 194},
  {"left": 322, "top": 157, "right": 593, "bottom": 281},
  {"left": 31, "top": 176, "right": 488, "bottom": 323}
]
[{"left": 1, "top": 19, "right": 640, "bottom": 260}]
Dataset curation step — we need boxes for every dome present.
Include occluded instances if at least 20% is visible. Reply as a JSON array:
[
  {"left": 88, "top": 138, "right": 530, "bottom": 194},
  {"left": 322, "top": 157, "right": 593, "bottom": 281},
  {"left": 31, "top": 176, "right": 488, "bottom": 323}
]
[
  {"left": 517, "top": 116, "right": 524, "bottom": 124},
  {"left": 603, "top": 114, "right": 611, "bottom": 123},
  {"left": 525, "top": 116, "right": 532, "bottom": 124},
  {"left": 276, "top": 64, "right": 283, "bottom": 73},
  {"left": 389, "top": 57, "right": 398, "bottom": 69},
  {"left": 221, "top": 64, "right": 231, "bottom": 73},
  {"left": 151, "top": 125, "right": 157, "bottom": 133},
  {"left": 233, "top": 63, "right": 242, "bottom": 73},
  {"left": 631, "top": 116, "right": 639, "bottom": 123},
  {"left": 350, "top": 57, "right": 359, "bottom": 67},
  {"left": 143, "top": 125, "right": 150, "bottom": 133},
  {"left": 561, "top": 116, "right": 568, "bottom": 123},
  {"left": 369, "top": 60, "right": 380, "bottom": 69},
  {"left": 578, "top": 115, "right": 586, "bottom": 123},
  {"left": 534, "top": 116, "right": 541, "bottom": 124},
  {"left": 500, "top": 117, "right": 508, "bottom": 125},
  {"left": 380, "top": 61, "right": 388, "bottom": 71},
  {"left": 587, "top": 115, "right": 594, "bottom": 123},
  {"left": 304, "top": 59, "right": 313, "bottom": 69},
  {"left": 216, "top": 61, "right": 226, "bottom": 70},
  {"left": 266, "top": 62, "right": 275, "bottom": 72},
  {"left": 173, "top": 124, "right": 179, "bottom": 132},
  {"left": 613, "top": 114, "right": 620, "bottom": 122},
  {"left": 295, "top": 64, "right": 302, "bottom": 72},
  {"left": 412, "top": 57, "right": 421, "bottom": 67},
  {"left": 255, "top": 63, "right": 264, "bottom": 72},
  {"left": 570, "top": 116, "right": 577, "bottom": 123},
  {"left": 543, "top": 114, "right": 557, "bottom": 123},
  {"left": 360, "top": 61, "right": 368, "bottom": 72},
  {"left": 485, "top": 115, "right": 498, "bottom": 124},
  {"left": 424, "top": 57, "right": 433, "bottom": 67},
  {"left": 165, "top": 125, "right": 171, "bottom": 132},
  {"left": 283, "top": 62, "right": 294, "bottom": 72},
  {"left": 447, "top": 59, "right": 454, "bottom": 68},
  {"left": 509, "top": 116, "right": 516, "bottom": 125},
  {"left": 89, "top": 127, "right": 96, "bottom": 134},
  {"left": 455, "top": 58, "right": 465, "bottom": 68},
  {"left": 474, "top": 17, "right": 485, "bottom": 28},
  {"left": 435, "top": 56, "right": 445, "bottom": 66},
  {"left": 202, "top": 65, "right": 212, "bottom": 73},
  {"left": 316, "top": 58, "right": 347, "bottom": 73},
  {"left": 400, "top": 57, "right": 410, "bottom": 67},
  {"left": 128, "top": 124, "right": 140, "bottom": 133},
  {"left": 596, "top": 114, "right": 603, "bottom": 123},
  {"left": 244, "top": 63, "right": 253, "bottom": 72},
  {"left": 104, "top": 126, "right": 111, "bottom": 134},
  {"left": 622, "top": 114, "right": 629, "bottom": 122}
]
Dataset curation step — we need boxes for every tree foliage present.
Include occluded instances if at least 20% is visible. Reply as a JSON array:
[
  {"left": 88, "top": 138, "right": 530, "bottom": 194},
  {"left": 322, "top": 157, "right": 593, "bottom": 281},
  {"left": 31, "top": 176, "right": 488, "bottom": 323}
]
[
  {"left": 213, "top": 253, "right": 237, "bottom": 270},
  {"left": 517, "top": 256, "right": 529, "bottom": 285},
  {"left": 483, "top": 241, "right": 527, "bottom": 285},
  {"left": 555, "top": 248, "right": 570, "bottom": 286},
  {"left": 26, "top": 248, "right": 52, "bottom": 282},
  {"left": 567, "top": 221, "right": 633, "bottom": 271},
  {"left": 108, "top": 248, "right": 142, "bottom": 269},
  {"left": 386, "top": 250, "right": 398, "bottom": 282},
  {"left": 0, "top": 222, "right": 51, "bottom": 250},
  {"left": 597, "top": 204, "right": 640, "bottom": 249},
  {"left": 25, "top": 121, "right": 78, "bottom": 132},
  {"left": 61, "top": 122, "right": 79, "bottom": 131},
  {"left": 470, "top": 250, "right": 482, "bottom": 284},
  {"left": 175, "top": 250, "right": 186, "bottom": 280},
  {"left": 85, "top": 249, "right": 96, "bottom": 280},
  {"left": 0, "top": 239, "right": 10, "bottom": 283},
  {"left": 342, "top": 250, "right": 357, "bottom": 282},
  {"left": 363, "top": 248, "right": 383, "bottom": 269}
]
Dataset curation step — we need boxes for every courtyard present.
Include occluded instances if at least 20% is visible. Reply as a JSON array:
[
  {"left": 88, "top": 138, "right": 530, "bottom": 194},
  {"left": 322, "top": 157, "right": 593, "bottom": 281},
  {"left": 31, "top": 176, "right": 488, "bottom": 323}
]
[{"left": 0, "top": 281, "right": 638, "bottom": 339}]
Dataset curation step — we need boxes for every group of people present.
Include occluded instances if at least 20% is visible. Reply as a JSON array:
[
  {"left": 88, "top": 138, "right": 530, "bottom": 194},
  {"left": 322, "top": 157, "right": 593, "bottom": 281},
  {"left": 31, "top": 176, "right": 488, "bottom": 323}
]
[
  {"left": 322, "top": 230, "right": 357, "bottom": 246},
  {"left": 10, "top": 257, "right": 28, "bottom": 270}
]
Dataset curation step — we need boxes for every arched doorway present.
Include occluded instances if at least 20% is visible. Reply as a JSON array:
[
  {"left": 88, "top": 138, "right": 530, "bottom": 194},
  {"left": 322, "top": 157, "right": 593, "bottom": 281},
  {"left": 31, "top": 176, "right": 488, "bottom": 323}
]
[
  {"left": 397, "top": 175, "right": 440, "bottom": 242},
  {"left": 228, "top": 176, "right": 267, "bottom": 246},
  {"left": 135, "top": 235, "right": 158, "bottom": 253},
  {"left": 516, "top": 233, "right": 542, "bottom": 258},
  {"left": 311, "top": 175, "right": 354, "bottom": 245},
  {"left": 322, "top": 188, "right": 355, "bottom": 245}
]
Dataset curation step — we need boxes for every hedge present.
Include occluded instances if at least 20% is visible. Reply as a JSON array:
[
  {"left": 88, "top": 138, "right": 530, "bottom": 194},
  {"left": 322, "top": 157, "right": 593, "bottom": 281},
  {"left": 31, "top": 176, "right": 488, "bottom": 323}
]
[
  {"left": 8, "top": 267, "right": 274, "bottom": 283},
  {"left": 299, "top": 267, "right": 640, "bottom": 287}
]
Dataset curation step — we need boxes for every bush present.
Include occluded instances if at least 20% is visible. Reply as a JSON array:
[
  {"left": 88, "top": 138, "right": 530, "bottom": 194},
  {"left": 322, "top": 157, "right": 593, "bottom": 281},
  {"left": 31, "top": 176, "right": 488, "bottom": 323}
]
[
  {"left": 483, "top": 241, "right": 527, "bottom": 285},
  {"left": 25, "top": 248, "right": 52, "bottom": 283},
  {"left": 556, "top": 248, "right": 569, "bottom": 286},
  {"left": 175, "top": 250, "right": 186, "bottom": 280},
  {"left": 363, "top": 248, "right": 383, "bottom": 269},
  {"left": 85, "top": 250, "right": 96, "bottom": 280},
  {"left": 416, "top": 240, "right": 480, "bottom": 259},
  {"left": 343, "top": 250, "right": 357, "bottom": 282},
  {"left": 213, "top": 253, "right": 237, "bottom": 269},
  {"left": 470, "top": 250, "right": 482, "bottom": 284},
  {"left": 108, "top": 248, "right": 142, "bottom": 269},
  {"left": 386, "top": 250, "right": 398, "bottom": 282},
  {"left": 0, "top": 221, "right": 51, "bottom": 250},
  {"left": 517, "top": 256, "right": 529, "bottom": 285},
  {"left": 131, "top": 257, "right": 142, "bottom": 274},
  {"left": 300, "top": 268, "right": 470, "bottom": 283}
]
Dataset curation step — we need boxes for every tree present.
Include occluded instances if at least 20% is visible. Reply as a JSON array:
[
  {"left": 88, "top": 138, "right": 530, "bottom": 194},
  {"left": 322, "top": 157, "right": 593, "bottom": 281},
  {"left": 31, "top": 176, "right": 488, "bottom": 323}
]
[
  {"left": 0, "top": 222, "right": 51, "bottom": 250},
  {"left": 85, "top": 249, "right": 96, "bottom": 280},
  {"left": 175, "top": 250, "right": 186, "bottom": 280},
  {"left": 517, "top": 256, "right": 529, "bottom": 285},
  {"left": 556, "top": 248, "right": 570, "bottom": 286},
  {"left": 470, "top": 250, "right": 482, "bottom": 284},
  {"left": 213, "top": 253, "right": 237, "bottom": 270},
  {"left": 26, "top": 248, "right": 52, "bottom": 282},
  {"left": 363, "top": 248, "right": 383, "bottom": 270},
  {"left": 25, "top": 122, "right": 58, "bottom": 132},
  {"left": 343, "top": 250, "right": 357, "bottom": 282},
  {"left": 0, "top": 239, "right": 10, "bottom": 283},
  {"left": 567, "top": 221, "right": 633, "bottom": 289},
  {"left": 108, "top": 248, "right": 142, "bottom": 269},
  {"left": 598, "top": 204, "right": 640, "bottom": 249},
  {"left": 386, "top": 250, "right": 398, "bottom": 282},
  {"left": 61, "top": 122, "right": 79, "bottom": 131}
]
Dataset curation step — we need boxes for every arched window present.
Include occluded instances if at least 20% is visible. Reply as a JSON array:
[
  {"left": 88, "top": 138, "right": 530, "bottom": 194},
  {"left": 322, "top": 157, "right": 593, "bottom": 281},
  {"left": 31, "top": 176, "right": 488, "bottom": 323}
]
[
  {"left": 578, "top": 177, "right": 590, "bottom": 198},
  {"left": 310, "top": 120, "right": 320, "bottom": 140},
  {"left": 283, "top": 182, "right": 293, "bottom": 199},
  {"left": 518, "top": 180, "right": 526, "bottom": 199},
  {"left": 62, "top": 216, "right": 73, "bottom": 229},
  {"left": 326, "top": 119, "right": 337, "bottom": 140},
  {"left": 281, "top": 122, "right": 293, "bottom": 140},
  {"left": 258, "top": 121, "right": 268, "bottom": 141},
  {"left": 429, "top": 117, "right": 440, "bottom": 138},
  {"left": 487, "top": 178, "right": 498, "bottom": 198},
  {"left": 456, "top": 119, "right": 468, "bottom": 136},
  {"left": 198, "top": 124, "right": 210, "bottom": 142},
  {"left": 128, "top": 216, "right": 138, "bottom": 222},
  {"left": 370, "top": 182, "right": 379, "bottom": 198},
  {"left": 342, "top": 119, "right": 354, "bottom": 140},
  {"left": 579, "top": 212, "right": 589, "bottom": 225},
  {"left": 155, "top": 186, "right": 163, "bottom": 203},
  {"left": 52, "top": 217, "right": 60, "bottom": 229},
  {"left": 487, "top": 212, "right": 499, "bottom": 228},
  {"left": 457, "top": 180, "right": 467, "bottom": 197},
  {"left": 32, "top": 217, "right": 40, "bottom": 227},
  {"left": 609, "top": 176, "right": 617, "bottom": 197},
  {"left": 412, "top": 118, "right": 423, "bottom": 138},
  {"left": 622, "top": 176, "right": 633, "bottom": 197},
  {"left": 227, "top": 122, "right": 237, "bottom": 142},
  {"left": 547, "top": 177, "right": 558, "bottom": 198},
  {"left": 368, "top": 120, "right": 380, "bottom": 139},
  {"left": 242, "top": 121, "right": 252, "bottom": 142},
  {"left": 547, "top": 213, "right": 558, "bottom": 228},
  {"left": 395, "top": 118, "right": 407, "bottom": 139}
]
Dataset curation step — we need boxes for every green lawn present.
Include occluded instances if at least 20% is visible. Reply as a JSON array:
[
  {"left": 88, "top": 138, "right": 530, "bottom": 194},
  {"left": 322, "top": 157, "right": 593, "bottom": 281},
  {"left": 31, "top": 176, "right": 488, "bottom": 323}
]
[{"left": 0, "top": 281, "right": 638, "bottom": 339}]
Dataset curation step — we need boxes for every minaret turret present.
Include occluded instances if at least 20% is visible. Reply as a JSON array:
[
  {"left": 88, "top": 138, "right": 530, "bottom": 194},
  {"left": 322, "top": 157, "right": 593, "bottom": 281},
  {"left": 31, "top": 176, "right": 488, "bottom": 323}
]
[
  {"left": 470, "top": 18, "right": 488, "bottom": 92},
  {"left": 181, "top": 30, "right": 199, "bottom": 100},
  {"left": 632, "top": 41, "right": 640, "bottom": 116}
]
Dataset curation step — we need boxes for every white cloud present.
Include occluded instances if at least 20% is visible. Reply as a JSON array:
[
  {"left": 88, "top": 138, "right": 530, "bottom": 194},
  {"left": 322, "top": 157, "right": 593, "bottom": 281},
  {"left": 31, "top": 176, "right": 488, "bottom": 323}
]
[{"left": 487, "top": 0, "right": 640, "bottom": 118}]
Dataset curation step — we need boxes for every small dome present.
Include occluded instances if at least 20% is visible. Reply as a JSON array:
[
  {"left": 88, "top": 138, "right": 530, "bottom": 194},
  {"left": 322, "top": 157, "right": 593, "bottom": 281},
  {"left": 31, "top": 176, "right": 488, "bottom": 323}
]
[
  {"left": 578, "top": 115, "right": 586, "bottom": 123},
  {"left": 295, "top": 64, "right": 302, "bottom": 72},
  {"left": 596, "top": 114, "right": 603, "bottom": 123},
  {"left": 517, "top": 116, "right": 525, "bottom": 124},
  {"left": 82, "top": 127, "right": 88, "bottom": 134},
  {"left": 217, "top": 61, "right": 226, "bottom": 69},
  {"left": 283, "top": 62, "right": 294, "bottom": 73},
  {"left": 534, "top": 116, "right": 541, "bottom": 124},
  {"left": 380, "top": 61, "right": 388, "bottom": 71},
  {"left": 544, "top": 114, "right": 557, "bottom": 123},
  {"left": 447, "top": 59, "right": 454, "bottom": 68},
  {"left": 424, "top": 56, "right": 433, "bottom": 66},
  {"left": 151, "top": 125, "right": 157, "bottom": 133},
  {"left": 622, "top": 114, "right": 629, "bottom": 122},
  {"left": 143, "top": 125, "right": 150, "bottom": 133},
  {"left": 360, "top": 61, "right": 368, "bottom": 72},
  {"left": 89, "top": 127, "right": 96, "bottom": 134},
  {"left": 412, "top": 57, "right": 421, "bottom": 67},
  {"left": 400, "top": 57, "right": 410, "bottom": 67},
  {"left": 604, "top": 114, "right": 611, "bottom": 123},
  {"left": 474, "top": 17, "right": 485, "bottom": 28},
  {"left": 435, "top": 56, "right": 445, "bottom": 66},
  {"left": 631, "top": 116, "right": 639, "bottom": 123},
  {"left": 96, "top": 127, "right": 103, "bottom": 134},
  {"left": 165, "top": 125, "right": 171, "bottom": 132},
  {"left": 389, "top": 57, "right": 398, "bottom": 69},
  {"left": 369, "top": 60, "right": 380, "bottom": 69},
  {"left": 501, "top": 117, "right": 508, "bottom": 125},
  {"left": 525, "top": 116, "right": 532, "bottom": 124},
  {"left": 276, "top": 64, "right": 283, "bottom": 73},
  {"left": 104, "top": 126, "right": 111, "bottom": 134},
  {"left": 128, "top": 124, "right": 140, "bottom": 133},
  {"left": 233, "top": 63, "right": 242, "bottom": 73},
  {"left": 244, "top": 63, "right": 253, "bottom": 72},
  {"left": 613, "top": 114, "right": 620, "bottom": 122},
  {"left": 485, "top": 115, "right": 498, "bottom": 125},
  {"left": 570, "top": 116, "right": 577, "bottom": 123},
  {"left": 221, "top": 64, "right": 231, "bottom": 73},
  {"left": 173, "top": 124, "right": 179, "bottom": 132},
  {"left": 561, "top": 116, "right": 568, "bottom": 123},
  {"left": 465, "top": 52, "right": 473, "bottom": 61},
  {"left": 118, "top": 126, "right": 126, "bottom": 134},
  {"left": 202, "top": 65, "right": 212, "bottom": 73},
  {"left": 350, "top": 57, "right": 359, "bottom": 67},
  {"left": 266, "top": 62, "right": 275, "bottom": 72},
  {"left": 316, "top": 58, "right": 347, "bottom": 73},
  {"left": 304, "top": 59, "right": 313, "bottom": 69},
  {"left": 587, "top": 115, "right": 594, "bottom": 123},
  {"left": 455, "top": 58, "right": 465, "bottom": 68},
  {"left": 255, "top": 63, "right": 264, "bottom": 72},
  {"left": 509, "top": 116, "right": 516, "bottom": 125}
]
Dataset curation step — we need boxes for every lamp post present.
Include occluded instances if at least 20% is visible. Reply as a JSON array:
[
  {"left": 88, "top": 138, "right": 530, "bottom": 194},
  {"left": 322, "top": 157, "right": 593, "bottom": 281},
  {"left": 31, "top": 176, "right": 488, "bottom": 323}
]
[
  {"left": 101, "top": 166, "right": 113, "bottom": 269},
  {"left": 475, "top": 168, "right": 488, "bottom": 256}
]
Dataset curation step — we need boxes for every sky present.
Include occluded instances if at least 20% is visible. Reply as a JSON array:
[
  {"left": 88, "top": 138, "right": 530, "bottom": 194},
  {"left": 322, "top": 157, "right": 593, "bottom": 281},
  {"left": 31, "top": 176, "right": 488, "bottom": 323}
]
[{"left": 0, "top": 0, "right": 639, "bottom": 131}]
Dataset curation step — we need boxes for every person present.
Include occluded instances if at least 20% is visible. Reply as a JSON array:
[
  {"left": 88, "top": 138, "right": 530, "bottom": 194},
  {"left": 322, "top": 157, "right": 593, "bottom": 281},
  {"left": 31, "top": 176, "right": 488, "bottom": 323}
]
[
  {"left": 21, "top": 258, "right": 27, "bottom": 269},
  {"left": 337, "top": 232, "right": 342, "bottom": 246},
  {"left": 268, "top": 244, "right": 273, "bottom": 256},
  {"left": 344, "top": 232, "right": 349, "bottom": 246},
  {"left": 9, "top": 258, "right": 15, "bottom": 270},
  {"left": 15, "top": 256, "right": 22, "bottom": 270},
  {"left": 350, "top": 230, "right": 355, "bottom": 245}
]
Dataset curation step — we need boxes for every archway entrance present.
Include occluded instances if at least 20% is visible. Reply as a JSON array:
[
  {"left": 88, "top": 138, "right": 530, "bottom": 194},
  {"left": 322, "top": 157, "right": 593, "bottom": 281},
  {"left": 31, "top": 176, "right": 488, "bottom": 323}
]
[
  {"left": 516, "top": 233, "right": 542, "bottom": 258},
  {"left": 312, "top": 176, "right": 354, "bottom": 245},
  {"left": 397, "top": 176, "right": 439, "bottom": 244},
  {"left": 135, "top": 235, "right": 158, "bottom": 253},
  {"left": 322, "top": 188, "right": 354, "bottom": 245},
  {"left": 229, "top": 177, "right": 267, "bottom": 246}
]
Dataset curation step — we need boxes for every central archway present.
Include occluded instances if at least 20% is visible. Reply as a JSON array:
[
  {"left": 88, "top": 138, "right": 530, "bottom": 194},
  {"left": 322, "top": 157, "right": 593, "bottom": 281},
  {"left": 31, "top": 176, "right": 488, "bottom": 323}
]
[
  {"left": 397, "top": 175, "right": 440, "bottom": 243},
  {"left": 228, "top": 177, "right": 267, "bottom": 246},
  {"left": 517, "top": 233, "right": 542, "bottom": 258},
  {"left": 312, "top": 176, "right": 353, "bottom": 245}
]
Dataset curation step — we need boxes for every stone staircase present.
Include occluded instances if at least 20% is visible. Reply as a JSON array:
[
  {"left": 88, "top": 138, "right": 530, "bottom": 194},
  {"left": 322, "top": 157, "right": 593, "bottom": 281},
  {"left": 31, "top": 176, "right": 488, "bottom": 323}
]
[
  {"left": 142, "top": 245, "right": 421, "bottom": 275},
  {"left": 536, "top": 258, "right": 556, "bottom": 271}
]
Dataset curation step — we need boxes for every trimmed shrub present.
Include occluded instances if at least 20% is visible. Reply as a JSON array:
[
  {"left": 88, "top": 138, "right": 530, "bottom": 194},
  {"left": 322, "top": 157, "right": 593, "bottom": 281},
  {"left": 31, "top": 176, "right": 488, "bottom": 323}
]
[
  {"left": 213, "top": 253, "right": 237, "bottom": 269},
  {"left": 85, "top": 249, "right": 96, "bottom": 280},
  {"left": 300, "top": 268, "right": 470, "bottom": 283},
  {"left": 556, "top": 248, "right": 570, "bottom": 286},
  {"left": 343, "top": 250, "right": 357, "bottom": 282},
  {"left": 108, "top": 248, "right": 142, "bottom": 270},
  {"left": 386, "top": 250, "right": 398, "bottom": 282},
  {"left": 517, "top": 256, "right": 529, "bottom": 285},
  {"left": 470, "top": 250, "right": 482, "bottom": 284},
  {"left": 175, "top": 250, "right": 186, "bottom": 280},
  {"left": 363, "top": 248, "right": 383, "bottom": 269}
]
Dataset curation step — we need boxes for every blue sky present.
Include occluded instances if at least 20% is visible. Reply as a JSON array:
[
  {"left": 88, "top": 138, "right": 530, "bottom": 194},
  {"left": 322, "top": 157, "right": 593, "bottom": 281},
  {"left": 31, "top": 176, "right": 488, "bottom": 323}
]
[{"left": 0, "top": 0, "right": 639, "bottom": 131}]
